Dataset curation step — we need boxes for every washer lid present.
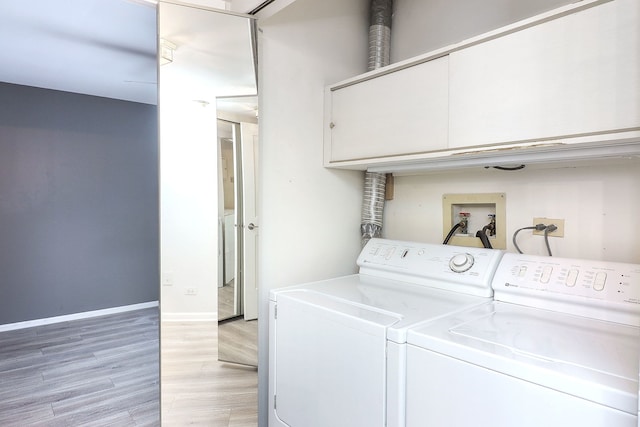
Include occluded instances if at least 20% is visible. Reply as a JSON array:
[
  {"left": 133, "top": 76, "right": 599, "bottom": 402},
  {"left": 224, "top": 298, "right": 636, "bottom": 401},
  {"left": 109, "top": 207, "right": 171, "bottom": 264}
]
[{"left": 407, "top": 302, "right": 640, "bottom": 414}]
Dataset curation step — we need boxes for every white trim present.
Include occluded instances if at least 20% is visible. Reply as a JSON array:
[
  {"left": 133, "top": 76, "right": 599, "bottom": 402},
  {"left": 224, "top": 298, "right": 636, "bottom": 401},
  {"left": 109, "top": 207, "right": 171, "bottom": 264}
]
[
  {"left": 364, "top": 138, "right": 640, "bottom": 175},
  {"left": 161, "top": 311, "right": 218, "bottom": 322},
  {"left": 0, "top": 301, "right": 159, "bottom": 332}
]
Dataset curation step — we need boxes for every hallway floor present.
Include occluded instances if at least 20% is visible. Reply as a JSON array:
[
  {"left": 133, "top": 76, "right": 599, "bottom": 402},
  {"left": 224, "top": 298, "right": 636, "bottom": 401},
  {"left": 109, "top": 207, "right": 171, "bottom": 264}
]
[{"left": 161, "top": 321, "right": 258, "bottom": 426}]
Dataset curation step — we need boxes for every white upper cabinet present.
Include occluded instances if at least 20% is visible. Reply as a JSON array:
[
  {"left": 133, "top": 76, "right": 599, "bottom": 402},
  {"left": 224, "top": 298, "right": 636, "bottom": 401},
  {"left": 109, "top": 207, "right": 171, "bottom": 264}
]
[
  {"left": 323, "top": 0, "right": 640, "bottom": 172},
  {"left": 325, "top": 56, "right": 449, "bottom": 165},
  {"left": 449, "top": 0, "right": 640, "bottom": 149}
]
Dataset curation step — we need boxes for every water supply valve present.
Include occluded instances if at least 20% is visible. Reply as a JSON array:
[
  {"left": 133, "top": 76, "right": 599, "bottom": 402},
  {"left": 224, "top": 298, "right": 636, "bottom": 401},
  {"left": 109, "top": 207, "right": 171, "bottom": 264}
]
[
  {"left": 487, "top": 214, "right": 496, "bottom": 236},
  {"left": 459, "top": 212, "right": 470, "bottom": 234}
]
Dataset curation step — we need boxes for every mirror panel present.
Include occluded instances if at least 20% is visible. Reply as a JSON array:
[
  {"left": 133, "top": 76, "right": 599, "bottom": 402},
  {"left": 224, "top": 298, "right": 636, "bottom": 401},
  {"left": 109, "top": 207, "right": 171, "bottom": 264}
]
[
  {"left": 158, "top": 2, "right": 257, "bottom": 321},
  {"left": 158, "top": 1, "right": 259, "bottom": 421},
  {"left": 216, "top": 94, "right": 259, "bottom": 367}
]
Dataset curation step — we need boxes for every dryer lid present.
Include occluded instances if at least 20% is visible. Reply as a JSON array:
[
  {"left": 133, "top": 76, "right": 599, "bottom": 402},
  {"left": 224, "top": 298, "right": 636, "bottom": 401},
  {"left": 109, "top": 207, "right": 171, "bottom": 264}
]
[{"left": 271, "top": 274, "right": 492, "bottom": 343}]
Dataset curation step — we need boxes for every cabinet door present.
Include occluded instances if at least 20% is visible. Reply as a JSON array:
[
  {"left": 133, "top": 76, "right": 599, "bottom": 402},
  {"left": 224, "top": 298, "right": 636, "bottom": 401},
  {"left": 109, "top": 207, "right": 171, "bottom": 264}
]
[
  {"left": 327, "top": 56, "right": 449, "bottom": 163},
  {"left": 449, "top": 0, "right": 640, "bottom": 149}
]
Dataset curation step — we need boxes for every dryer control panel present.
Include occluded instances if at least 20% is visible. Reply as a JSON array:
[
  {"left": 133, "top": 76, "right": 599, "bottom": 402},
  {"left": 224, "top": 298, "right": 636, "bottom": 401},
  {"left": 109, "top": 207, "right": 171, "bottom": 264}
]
[
  {"left": 357, "top": 238, "right": 504, "bottom": 297},
  {"left": 493, "top": 253, "right": 640, "bottom": 325}
]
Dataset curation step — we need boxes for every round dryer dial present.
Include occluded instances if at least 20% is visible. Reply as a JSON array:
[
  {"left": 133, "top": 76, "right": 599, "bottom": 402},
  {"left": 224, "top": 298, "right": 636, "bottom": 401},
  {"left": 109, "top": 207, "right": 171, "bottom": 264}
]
[{"left": 449, "top": 253, "right": 474, "bottom": 273}]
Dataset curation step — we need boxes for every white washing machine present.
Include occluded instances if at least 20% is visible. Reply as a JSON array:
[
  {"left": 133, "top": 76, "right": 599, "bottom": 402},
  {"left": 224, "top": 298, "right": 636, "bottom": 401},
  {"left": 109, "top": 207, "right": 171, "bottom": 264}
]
[
  {"left": 405, "top": 252, "right": 640, "bottom": 427},
  {"left": 268, "top": 238, "right": 503, "bottom": 427}
]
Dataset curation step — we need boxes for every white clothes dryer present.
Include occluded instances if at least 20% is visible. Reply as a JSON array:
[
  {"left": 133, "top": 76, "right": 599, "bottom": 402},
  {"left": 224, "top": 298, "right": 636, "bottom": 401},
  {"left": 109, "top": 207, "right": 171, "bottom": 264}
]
[
  {"left": 268, "top": 238, "right": 503, "bottom": 427},
  {"left": 405, "top": 252, "right": 640, "bottom": 427}
]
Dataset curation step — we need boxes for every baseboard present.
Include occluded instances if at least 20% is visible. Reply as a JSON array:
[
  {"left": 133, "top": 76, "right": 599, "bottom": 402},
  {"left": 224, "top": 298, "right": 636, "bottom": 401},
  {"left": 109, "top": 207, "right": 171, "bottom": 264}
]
[
  {"left": 0, "top": 301, "right": 159, "bottom": 332},
  {"left": 161, "top": 312, "right": 217, "bottom": 322}
]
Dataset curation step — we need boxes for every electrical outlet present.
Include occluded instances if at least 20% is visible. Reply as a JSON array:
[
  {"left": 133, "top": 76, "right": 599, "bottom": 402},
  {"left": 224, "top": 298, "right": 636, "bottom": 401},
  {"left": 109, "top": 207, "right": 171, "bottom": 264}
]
[
  {"left": 185, "top": 287, "right": 198, "bottom": 296},
  {"left": 532, "top": 218, "right": 565, "bottom": 237},
  {"left": 162, "top": 271, "right": 173, "bottom": 286}
]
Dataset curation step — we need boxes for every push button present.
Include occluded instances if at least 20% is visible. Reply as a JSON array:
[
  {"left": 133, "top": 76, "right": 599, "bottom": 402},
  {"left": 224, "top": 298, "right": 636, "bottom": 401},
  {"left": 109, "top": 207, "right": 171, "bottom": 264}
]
[
  {"left": 384, "top": 247, "right": 396, "bottom": 260},
  {"left": 593, "top": 272, "right": 607, "bottom": 291},
  {"left": 565, "top": 269, "right": 578, "bottom": 287},
  {"left": 518, "top": 266, "right": 527, "bottom": 277}
]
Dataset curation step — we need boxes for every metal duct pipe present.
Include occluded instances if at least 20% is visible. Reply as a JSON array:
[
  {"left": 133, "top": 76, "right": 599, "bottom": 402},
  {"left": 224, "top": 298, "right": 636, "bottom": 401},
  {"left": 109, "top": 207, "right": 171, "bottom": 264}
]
[
  {"left": 361, "top": 172, "right": 387, "bottom": 247},
  {"left": 368, "top": 0, "right": 393, "bottom": 72},
  {"left": 361, "top": 0, "right": 393, "bottom": 247}
]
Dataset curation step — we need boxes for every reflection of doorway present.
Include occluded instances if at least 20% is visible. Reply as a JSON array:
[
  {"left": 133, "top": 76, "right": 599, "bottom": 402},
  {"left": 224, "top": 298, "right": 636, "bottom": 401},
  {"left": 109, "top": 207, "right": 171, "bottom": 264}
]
[
  {"left": 217, "top": 115, "right": 259, "bottom": 367},
  {"left": 158, "top": 2, "right": 259, "bottom": 422},
  {"left": 218, "top": 125, "right": 237, "bottom": 321}
]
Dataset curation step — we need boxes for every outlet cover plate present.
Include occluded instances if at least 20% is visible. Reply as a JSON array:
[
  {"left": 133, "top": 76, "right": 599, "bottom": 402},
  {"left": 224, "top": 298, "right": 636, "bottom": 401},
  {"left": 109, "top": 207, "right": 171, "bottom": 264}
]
[
  {"left": 162, "top": 271, "right": 173, "bottom": 286},
  {"left": 532, "top": 218, "right": 565, "bottom": 237}
]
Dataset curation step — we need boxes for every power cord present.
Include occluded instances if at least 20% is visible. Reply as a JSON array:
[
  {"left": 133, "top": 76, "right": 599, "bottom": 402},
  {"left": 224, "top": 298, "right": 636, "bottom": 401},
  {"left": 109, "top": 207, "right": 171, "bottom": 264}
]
[
  {"left": 544, "top": 224, "right": 558, "bottom": 257},
  {"left": 484, "top": 165, "right": 526, "bottom": 171},
  {"left": 512, "top": 224, "right": 547, "bottom": 254}
]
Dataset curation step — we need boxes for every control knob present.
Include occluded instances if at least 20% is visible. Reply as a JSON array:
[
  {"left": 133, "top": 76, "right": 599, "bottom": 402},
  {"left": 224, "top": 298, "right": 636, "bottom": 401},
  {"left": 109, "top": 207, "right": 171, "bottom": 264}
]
[{"left": 449, "top": 253, "right": 474, "bottom": 273}]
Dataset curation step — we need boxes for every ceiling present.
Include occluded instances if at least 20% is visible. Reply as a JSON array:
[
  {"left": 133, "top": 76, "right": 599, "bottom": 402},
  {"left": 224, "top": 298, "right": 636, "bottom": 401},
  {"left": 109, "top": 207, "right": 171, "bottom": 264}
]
[
  {"left": 0, "top": 0, "right": 259, "bottom": 118},
  {"left": 0, "top": 0, "right": 158, "bottom": 104},
  {"left": 158, "top": 1, "right": 257, "bottom": 107}
]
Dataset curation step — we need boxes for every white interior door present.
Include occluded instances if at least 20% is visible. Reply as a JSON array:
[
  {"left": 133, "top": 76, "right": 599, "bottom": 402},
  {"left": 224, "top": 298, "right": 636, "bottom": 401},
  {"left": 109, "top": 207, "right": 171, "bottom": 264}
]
[
  {"left": 217, "top": 136, "right": 224, "bottom": 290},
  {"left": 241, "top": 122, "right": 259, "bottom": 320}
]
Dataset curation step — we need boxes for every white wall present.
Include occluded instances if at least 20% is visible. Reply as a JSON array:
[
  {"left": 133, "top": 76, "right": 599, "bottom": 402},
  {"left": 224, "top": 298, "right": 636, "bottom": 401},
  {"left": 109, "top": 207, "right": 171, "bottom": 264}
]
[
  {"left": 159, "top": 97, "right": 218, "bottom": 320},
  {"left": 385, "top": 0, "right": 640, "bottom": 263},
  {"left": 159, "top": 1, "right": 245, "bottom": 322},
  {"left": 385, "top": 162, "right": 640, "bottom": 263},
  {"left": 257, "top": 0, "right": 369, "bottom": 423},
  {"left": 257, "top": 0, "right": 640, "bottom": 425},
  {"left": 391, "top": 0, "right": 572, "bottom": 62}
]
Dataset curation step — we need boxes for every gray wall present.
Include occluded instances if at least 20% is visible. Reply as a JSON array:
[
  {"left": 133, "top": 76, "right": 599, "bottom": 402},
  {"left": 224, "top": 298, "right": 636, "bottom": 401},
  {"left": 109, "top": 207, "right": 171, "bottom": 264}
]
[{"left": 0, "top": 82, "right": 159, "bottom": 324}]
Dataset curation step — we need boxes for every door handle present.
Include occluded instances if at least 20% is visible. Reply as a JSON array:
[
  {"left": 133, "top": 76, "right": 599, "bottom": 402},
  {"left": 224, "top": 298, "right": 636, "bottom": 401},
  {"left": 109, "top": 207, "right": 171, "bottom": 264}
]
[{"left": 247, "top": 223, "right": 258, "bottom": 230}]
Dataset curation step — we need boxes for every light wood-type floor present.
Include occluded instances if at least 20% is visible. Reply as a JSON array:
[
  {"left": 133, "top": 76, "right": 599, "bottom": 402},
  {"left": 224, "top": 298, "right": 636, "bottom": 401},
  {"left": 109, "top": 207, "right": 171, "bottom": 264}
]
[
  {"left": 0, "top": 307, "right": 160, "bottom": 426},
  {"left": 161, "top": 321, "right": 258, "bottom": 426},
  {"left": 218, "top": 280, "right": 237, "bottom": 321},
  {"left": 0, "top": 309, "right": 257, "bottom": 426},
  {"left": 218, "top": 318, "right": 258, "bottom": 367}
]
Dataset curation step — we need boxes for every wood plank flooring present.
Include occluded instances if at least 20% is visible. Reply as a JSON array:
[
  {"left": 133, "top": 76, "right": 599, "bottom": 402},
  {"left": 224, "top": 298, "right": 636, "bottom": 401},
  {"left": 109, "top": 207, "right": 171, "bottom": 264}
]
[
  {"left": 0, "top": 309, "right": 257, "bottom": 426},
  {"left": 161, "top": 321, "right": 258, "bottom": 426},
  {"left": 218, "top": 281, "right": 237, "bottom": 321},
  {"left": 218, "top": 318, "right": 258, "bottom": 367},
  {"left": 0, "top": 307, "right": 160, "bottom": 426}
]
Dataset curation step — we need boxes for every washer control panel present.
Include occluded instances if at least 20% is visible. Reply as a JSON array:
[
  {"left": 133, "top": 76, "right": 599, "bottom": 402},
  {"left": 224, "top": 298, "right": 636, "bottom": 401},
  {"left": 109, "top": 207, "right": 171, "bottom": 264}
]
[
  {"left": 357, "top": 238, "right": 504, "bottom": 297},
  {"left": 492, "top": 253, "right": 640, "bottom": 324}
]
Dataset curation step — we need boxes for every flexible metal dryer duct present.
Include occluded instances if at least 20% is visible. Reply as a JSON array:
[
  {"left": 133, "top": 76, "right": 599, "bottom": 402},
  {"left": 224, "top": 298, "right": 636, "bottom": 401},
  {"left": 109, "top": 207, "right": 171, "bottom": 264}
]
[
  {"left": 361, "top": 0, "right": 393, "bottom": 247},
  {"left": 368, "top": 0, "right": 392, "bottom": 71},
  {"left": 361, "top": 172, "right": 387, "bottom": 247}
]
